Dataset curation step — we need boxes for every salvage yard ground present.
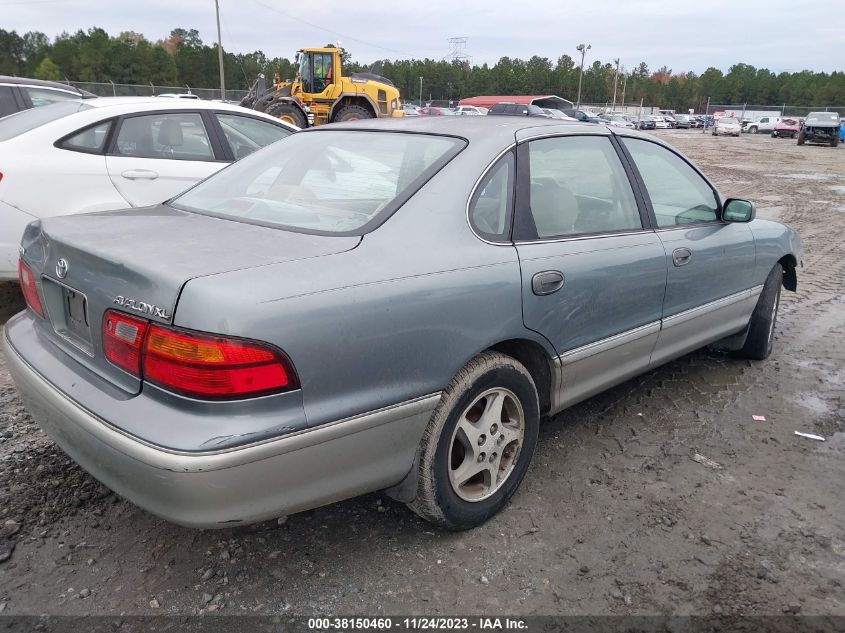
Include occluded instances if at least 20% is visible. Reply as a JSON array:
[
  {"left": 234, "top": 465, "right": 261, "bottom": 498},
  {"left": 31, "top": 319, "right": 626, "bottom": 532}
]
[{"left": 0, "top": 130, "right": 842, "bottom": 616}]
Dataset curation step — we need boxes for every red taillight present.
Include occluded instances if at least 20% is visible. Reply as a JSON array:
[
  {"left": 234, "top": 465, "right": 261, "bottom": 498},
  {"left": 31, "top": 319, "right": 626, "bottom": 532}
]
[
  {"left": 18, "top": 258, "right": 44, "bottom": 318},
  {"left": 103, "top": 310, "right": 149, "bottom": 376},
  {"left": 102, "top": 310, "right": 297, "bottom": 399},
  {"left": 143, "top": 325, "right": 296, "bottom": 399}
]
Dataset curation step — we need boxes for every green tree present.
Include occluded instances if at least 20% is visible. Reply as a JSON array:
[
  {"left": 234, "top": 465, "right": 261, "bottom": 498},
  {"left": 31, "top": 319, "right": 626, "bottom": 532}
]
[{"left": 33, "top": 56, "right": 60, "bottom": 80}]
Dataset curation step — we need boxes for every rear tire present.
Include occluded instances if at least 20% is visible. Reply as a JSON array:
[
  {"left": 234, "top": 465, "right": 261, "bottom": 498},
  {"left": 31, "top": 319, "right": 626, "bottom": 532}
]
[
  {"left": 333, "top": 105, "right": 373, "bottom": 123},
  {"left": 408, "top": 352, "right": 540, "bottom": 530},
  {"left": 266, "top": 101, "right": 308, "bottom": 127},
  {"left": 737, "top": 265, "right": 783, "bottom": 360}
]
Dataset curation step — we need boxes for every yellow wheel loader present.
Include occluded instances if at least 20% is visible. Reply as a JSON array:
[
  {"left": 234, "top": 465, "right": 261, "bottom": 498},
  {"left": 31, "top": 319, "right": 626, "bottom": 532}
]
[{"left": 240, "top": 47, "right": 404, "bottom": 127}]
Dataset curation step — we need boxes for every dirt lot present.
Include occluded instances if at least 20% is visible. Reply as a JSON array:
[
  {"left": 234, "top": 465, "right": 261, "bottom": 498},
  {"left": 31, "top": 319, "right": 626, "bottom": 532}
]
[{"left": 0, "top": 130, "right": 842, "bottom": 619}]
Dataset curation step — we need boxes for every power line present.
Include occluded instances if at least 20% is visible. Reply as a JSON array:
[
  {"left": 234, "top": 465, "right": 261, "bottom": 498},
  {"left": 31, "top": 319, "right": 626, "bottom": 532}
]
[{"left": 246, "top": 0, "right": 407, "bottom": 56}]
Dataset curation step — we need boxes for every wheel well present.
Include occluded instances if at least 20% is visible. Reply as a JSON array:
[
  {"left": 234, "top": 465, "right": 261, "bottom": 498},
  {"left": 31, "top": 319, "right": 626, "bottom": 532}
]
[
  {"left": 331, "top": 96, "right": 376, "bottom": 121},
  {"left": 488, "top": 339, "right": 554, "bottom": 415},
  {"left": 779, "top": 254, "right": 797, "bottom": 291}
]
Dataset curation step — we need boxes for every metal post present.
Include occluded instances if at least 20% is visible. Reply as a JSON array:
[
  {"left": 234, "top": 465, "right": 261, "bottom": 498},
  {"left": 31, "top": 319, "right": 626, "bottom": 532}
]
[
  {"left": 703, "top": 96, "right": 711, "bottom": 134},
  {"left": 621, "top": 73, "right": 627, "bottom": 108},
  {"left": 740, "top": 102, "right": 747, "bottom": 124},
  {"left": 110, "top": 80, "right": 116, "bottom": 96},
  {"left": 215, "top": 0, "right": 226, "bottom": 100},
  {"left": 611, "top": 58, "right": 620, "bottom": 111},
  {"left": 419, "top": 77, "right": 423, "bottom": 107},
  {"left": 150, "top": 82, "right": 155, "bottom": 96},
  {"left": 575, "top": 43, "right": 590, "bottom": 109}
]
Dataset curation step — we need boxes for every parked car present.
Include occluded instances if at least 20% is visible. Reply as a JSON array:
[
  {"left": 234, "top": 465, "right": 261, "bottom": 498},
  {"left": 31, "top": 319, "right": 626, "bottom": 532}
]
[
  {"left": 605, "top": 115, "right": 635, "bottom": 129},
  {"left": 488, "top": 103, "right": 548, "bottom": 117},
  {"left": 0, "top": 97, "right": 296, "bottom": 280},
  {"left": 635, "top": 117, "right": 656, "bottom": 130},
  {"left": 541, "top": 108, "right": 576, "bottom": 121},
  {"left": 772, "top": 118, "right": 800, "bottom": 138},
  {"left": 672, "top": 114, "right": 691, "bottom": 129},
  {"left": 0, "top": 75, "right": 95, "bottom": 118},
  {"left": 712, "top": 116, "right": 742, "bottom": 136},
  {"left": 157, "top": 93, "right": 201, "bottom": 100},
  {"left": 650, "top": 115, "right": 670, "bottom": 129},
  {"left": 402, "top": 103, "right": 422, "bottom": 117},
  {"left": 562, "top": 109, "right": 602, "bottom": 123},
  {"left": 798, "top": 112, "right": 841, "bottom": 147},
  {"left": 454, "top": 105, "right": 488, "bottom": 116},
  {"left": 6, "top": 117, "right": 801, "bottom": 530},
  {"left": 420, "top": 106, "right": 455, "bottom": 116},
  {"left": 745, "top": 116, "right": 779, "bottom": 134}
]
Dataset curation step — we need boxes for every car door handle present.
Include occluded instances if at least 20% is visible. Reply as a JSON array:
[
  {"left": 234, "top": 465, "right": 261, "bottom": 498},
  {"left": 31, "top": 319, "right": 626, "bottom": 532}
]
[
  {"left": 121, "top": 169, "right": 159, "bottom": 180},
  {"left": 532, "top": 270, "right": 565, "bottom": 296},
  {"left": 672, "top": 247, "right": 692, "bottom": 267}
]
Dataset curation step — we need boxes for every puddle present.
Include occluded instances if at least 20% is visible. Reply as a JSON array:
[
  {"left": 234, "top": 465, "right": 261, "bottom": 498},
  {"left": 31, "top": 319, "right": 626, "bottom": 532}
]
[
  {"left": 795, "top": 392, "right": 833, "bottom": 417},
  {"left": 767, "top": 173, "right": 831, "bottom": 181},
  {"left": 830, "top": 185, "right": 845, "bottom": 194}
]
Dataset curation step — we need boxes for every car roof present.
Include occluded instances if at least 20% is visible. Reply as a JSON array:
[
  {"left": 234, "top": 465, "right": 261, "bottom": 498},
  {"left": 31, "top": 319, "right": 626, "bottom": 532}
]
[
  {"left": 68, "top": 96, "right": 296, "bottom": 127},
  {"left": 313, "top": 115, "right": 609, "bottom": 145},
  {"left": 0, "top": 75, "right": 94, "bottom": 96}
]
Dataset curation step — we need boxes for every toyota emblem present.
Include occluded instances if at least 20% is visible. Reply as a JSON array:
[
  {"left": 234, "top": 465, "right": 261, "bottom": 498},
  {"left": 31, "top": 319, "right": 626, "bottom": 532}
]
[{"left": 56, "top": 258, "right": 69, "bottom": 279}]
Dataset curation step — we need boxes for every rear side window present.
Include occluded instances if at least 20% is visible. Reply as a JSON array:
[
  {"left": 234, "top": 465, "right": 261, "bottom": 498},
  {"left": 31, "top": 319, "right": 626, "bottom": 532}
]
[
  {"left": 622, "top": 137, "right": 718, "bottom": 227},
  {"left": 469, "top": 152, "right": 514, "bottom": 242},
  {"left": 0, "top": 101, "right": 91, "bottom": 142},
  {"left": 59, "top": 121, "right": 111, "bottom": 153},
  {"left": 524, "top": 135, "right": 641, "bottom": 239},
  {"left": 215, "top": 113, "right": 291, "bottom": 160},
  {"left": 114, "top": 112, "right": 214, "bottom": 160},
  {"left": 23, "top": 86, "right": 80, "bottom": 107}
]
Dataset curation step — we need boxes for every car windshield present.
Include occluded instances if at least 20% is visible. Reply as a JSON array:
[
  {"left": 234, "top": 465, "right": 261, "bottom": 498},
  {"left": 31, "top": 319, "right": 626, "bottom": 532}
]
[
  {"left": 0, "top": 101, "right": 91, "bottom": 142},
  {"left": 720, "top": 117, "right": 738, "bottom": 124},
  {"left": 805, "top": 113, "right": 839, "bottom": 124},
  {"left": 171, "top": 130, "right": 466, "bottom": 235}
]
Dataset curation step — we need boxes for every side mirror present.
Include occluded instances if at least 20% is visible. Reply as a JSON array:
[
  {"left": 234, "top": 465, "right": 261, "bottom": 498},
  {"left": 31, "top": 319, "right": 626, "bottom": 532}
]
[{"left": 723, "top": 198, "right": 755, "bottom": 223}]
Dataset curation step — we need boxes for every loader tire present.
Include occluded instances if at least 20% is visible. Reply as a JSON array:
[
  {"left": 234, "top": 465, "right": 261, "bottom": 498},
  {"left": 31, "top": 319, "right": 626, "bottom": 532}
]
[
  {"left": 266, "top": 102, "right": 308, "bottom": 128},
  {"left": 334, "top": 105, "right": 373, "bottom": 123}
]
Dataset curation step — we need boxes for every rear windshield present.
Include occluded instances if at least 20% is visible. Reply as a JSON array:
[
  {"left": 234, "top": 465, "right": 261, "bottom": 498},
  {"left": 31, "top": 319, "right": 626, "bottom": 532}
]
[
  {"left": 171, "top": 130, "right": 466, "bottom": 235},
  {"left": 0, "top": 101, "right": 92, "bottom": 141}
]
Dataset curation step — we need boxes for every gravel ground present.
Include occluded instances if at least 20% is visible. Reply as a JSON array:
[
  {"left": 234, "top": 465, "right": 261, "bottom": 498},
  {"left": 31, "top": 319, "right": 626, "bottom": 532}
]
[{"left": 0, "top": 130, "right": 842, "bottom": 618}]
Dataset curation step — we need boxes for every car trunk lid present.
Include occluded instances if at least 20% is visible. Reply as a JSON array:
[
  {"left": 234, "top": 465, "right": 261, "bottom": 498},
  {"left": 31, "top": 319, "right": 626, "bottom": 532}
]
[{"left": 22, "top": 205, "right": 359, "bottom": 394}]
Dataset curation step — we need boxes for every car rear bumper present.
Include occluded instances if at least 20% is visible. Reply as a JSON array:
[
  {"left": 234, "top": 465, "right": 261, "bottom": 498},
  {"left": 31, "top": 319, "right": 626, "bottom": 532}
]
[{"left": 4, "top": 329, "right": 439, "bottom": 527}]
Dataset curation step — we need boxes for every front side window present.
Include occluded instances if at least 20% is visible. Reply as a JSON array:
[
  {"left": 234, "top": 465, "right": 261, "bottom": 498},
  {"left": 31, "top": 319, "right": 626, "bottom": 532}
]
[
  {"left": 114, "top": 112, "right": 214, "bottom": 160},
  {"left": 172, "top": 130, "right": 465, "bottom": 235},
  {"left": 215, "top": 113, "right": 291, "bottom": 160},
  {"left": 525, "top": 135, "right": 642, "bottom": 239},
  {"left": 24, "top": 86, "right": 80, "bottom": 107},
  {"left": 621, "top": 137, "right": 718, "bottom": 227},
  {"left": 469, "top": 152, "right": 514, "bottom": 241},
  {"left": 60, "top": 121, "right": 111, "bottom": 152}
]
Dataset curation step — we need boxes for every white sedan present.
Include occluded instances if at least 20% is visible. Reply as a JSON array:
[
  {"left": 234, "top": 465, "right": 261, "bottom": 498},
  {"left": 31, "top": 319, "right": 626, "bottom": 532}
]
[
  {"left": 712, "top": 116, "right": 742, "bottom": 137},
  {"left": 0, "top": 97, "right": 295, "bottom": 279}
]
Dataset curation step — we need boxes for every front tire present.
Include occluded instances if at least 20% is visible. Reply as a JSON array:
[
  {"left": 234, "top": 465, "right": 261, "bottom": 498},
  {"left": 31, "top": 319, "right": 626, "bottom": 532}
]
[
  {"left": 737, "top": 265, "right": 783, "bottom": 360},
  {"left": 266, "top": 101, "right": 308, "bottom": 127},
  {"left": 749, "top": 126, "right": 758, "bottom": 134},
  {"left": 408, "top": 352, "right": 540, "bottom": 530}
]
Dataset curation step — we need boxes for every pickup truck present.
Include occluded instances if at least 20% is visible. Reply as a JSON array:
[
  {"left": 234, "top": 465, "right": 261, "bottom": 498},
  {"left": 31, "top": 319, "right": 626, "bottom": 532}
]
[{"left": 745, "top": 116, "right": 779, "bottom": 134}]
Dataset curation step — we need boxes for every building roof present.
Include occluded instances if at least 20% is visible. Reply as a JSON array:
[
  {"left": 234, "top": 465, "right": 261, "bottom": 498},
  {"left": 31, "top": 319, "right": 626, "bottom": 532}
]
[{"left": 458, "top": 95, "right": 574, "bottom": 109}]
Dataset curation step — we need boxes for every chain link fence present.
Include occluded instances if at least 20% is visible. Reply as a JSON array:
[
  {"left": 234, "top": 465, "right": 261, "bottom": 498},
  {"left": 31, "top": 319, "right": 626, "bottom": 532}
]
[
  {"left": 68, "top": 81, "right": 248, "bottom": 103},
  {"left": 705, "top": 103, "right": 844, "bottom": 118}
]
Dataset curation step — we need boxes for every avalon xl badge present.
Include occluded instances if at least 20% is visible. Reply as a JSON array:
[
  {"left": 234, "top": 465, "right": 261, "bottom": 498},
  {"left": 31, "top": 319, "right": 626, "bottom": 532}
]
[
  {"left": 55, "top": 258, "right": 68, "bottom": 279},
  {"left": 113, "top": 296, "right": 171, "bottom": 320}
]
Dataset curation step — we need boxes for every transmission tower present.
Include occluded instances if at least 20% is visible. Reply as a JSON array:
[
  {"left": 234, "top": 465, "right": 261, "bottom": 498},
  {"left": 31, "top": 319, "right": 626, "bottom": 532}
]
[{"left": 445, "top": 37, "right": 472, "bottom": 66}]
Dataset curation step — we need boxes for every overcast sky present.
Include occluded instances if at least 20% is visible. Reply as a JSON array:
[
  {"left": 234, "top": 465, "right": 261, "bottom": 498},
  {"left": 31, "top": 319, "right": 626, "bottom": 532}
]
[{"left": 4, "top": 0, "right": 842, "bottom": 74}]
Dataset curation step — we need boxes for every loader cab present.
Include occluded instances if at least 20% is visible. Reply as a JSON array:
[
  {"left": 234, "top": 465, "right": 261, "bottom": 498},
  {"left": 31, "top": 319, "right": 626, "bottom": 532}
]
[{"left": 296, "top": 49, "right": 339, "bottom": 96}]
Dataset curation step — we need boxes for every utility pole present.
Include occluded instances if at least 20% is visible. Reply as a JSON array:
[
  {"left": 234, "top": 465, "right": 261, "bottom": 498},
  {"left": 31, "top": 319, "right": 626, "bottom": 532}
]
[
  {"left": 214, "top": 0, "right": 225, "bottom": 100},
  {"left": 620, "top": 71, "right": 628, "bottom": 109},
  {"left": 703, "top": 96, "right": 711, "bottom": 134},
  {"left": 419, "top": 77, "right": 423, "bottom": 107},
  {"left": 575, "top": 43, "right": 591, "bottom": 109},
  {"left": 611, "top": 58, "right": 620, "bottom": 111}
]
